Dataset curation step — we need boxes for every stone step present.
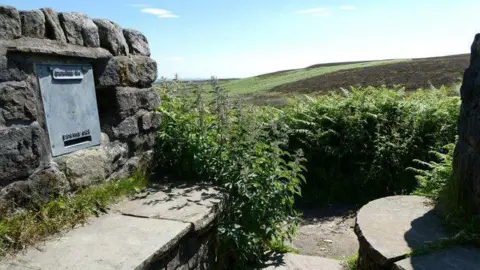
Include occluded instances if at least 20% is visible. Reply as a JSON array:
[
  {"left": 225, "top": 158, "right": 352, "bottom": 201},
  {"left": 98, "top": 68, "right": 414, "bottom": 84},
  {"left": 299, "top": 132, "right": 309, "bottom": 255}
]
[
  {"left": 261, "top": 253, "right": 344, "bottom": 270},
  {"left": 0, "top": 182, "right": 223, "bottom": 270},
  {"left": 393, "top": 246, "right": 480, "bottom": 270}
]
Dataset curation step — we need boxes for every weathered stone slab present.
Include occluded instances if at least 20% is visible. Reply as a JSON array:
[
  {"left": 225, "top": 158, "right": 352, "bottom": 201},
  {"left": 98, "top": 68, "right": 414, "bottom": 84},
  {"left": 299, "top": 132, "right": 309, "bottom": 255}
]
[
  {"left": 116, "top": 87, "right": 160, "bottom": 120},
  {"left": 95, "top": 56, "right": 158, "bottom": 88},
  {"left": 0, "top": 37, "right": 112, "bottom": 59},
  {"left": 41, "top": 8, "right": 67, "bottom": 43},
  {"left": 80, "top": 15, "right": 100, "bottom": 47},
  {"left": 123, "top": 28, "right": 150, "bottom": 56},
  {"left": 392, "top": 246, "right": 480, "bottom": 270},
  {"left": 58, "top": 12, "right": 84, "bottom": 45},
  {"left": 27, "top": 165, "right": 70, "bottom": 202},
  {"left": 0, "top": 81, "right": 37, "bottom": 123},
  {"left": 119, "top": 183, "right": 223, "bottom": 231},
  {"left": 355, "top": 196, "right": 448, "bottom": 268},
  {"left": 112, "top": 116, "right": 139, "bottom": 139},
  {"left": 93, "top": 19, "right": 129, "bottom": 56},
  {"left": 262, "top": 253, "right": 343, "bottom": 270},
  {"left": 0, "top": 214, "right": 191, "bottom": 270},
  {"left": 0, "top": 6, "right": 21, "bottom": 39},
  {"left": 20, "top": 10, "right": 45, "bottom": 38},
  {"left": 0, "top": 124, "right": 40, "bottom": 185}
]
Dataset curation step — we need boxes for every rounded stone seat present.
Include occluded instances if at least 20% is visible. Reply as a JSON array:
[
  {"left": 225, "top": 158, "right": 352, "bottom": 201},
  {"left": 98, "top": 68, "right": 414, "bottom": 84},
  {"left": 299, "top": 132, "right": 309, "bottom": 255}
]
[{"left": 353, "top": 195, "right": 480, "bottom": 269}]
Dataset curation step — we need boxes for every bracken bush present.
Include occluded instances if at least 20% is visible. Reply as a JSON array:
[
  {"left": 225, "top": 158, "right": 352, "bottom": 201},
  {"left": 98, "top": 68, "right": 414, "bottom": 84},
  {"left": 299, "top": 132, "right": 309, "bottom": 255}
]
[
  {"left": 153, "top": 78, "right": 461, "bottom": 267},
  {"left": 154, "top": 77, "right": 305, "bottom": 268},
  {"left": 283, "top": 86, "right": 460, "bottom": 205}
]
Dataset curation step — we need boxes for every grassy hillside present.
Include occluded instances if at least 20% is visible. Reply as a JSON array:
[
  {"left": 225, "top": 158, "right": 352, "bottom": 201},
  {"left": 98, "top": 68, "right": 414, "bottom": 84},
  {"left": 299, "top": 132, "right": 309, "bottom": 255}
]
[{"left": 221, "top": 60, "right": 404, "bottom": 95}]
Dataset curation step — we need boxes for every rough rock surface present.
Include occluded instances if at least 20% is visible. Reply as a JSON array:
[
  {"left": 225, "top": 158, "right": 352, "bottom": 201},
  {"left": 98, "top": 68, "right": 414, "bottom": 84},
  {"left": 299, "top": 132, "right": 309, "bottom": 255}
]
[
  {"left": 116, "top": 87, "right": 160, "bottom": 120},
  {"left": 355, "top": 196, "right": 448, "bottom": 269},
  {"left": 95, "top": 56, "right": 157, "bottom": 88},
  {"left": 0, "top": 124, "right": 41, "bottom": 185},
  {"left": 93, "top": 19, "right": 129, "bottom": 56},
  {"left": 27, "top": 165, "right": 70, "bottom": 202},
  {"left": 0, "top": 37, "right": 112, "bottom": 59},
  {"left": 0, "top": 5, "right": 21, "bottom": 39},
  {"left": 140, "top": 111, "right": 161, "bottom": 131},
  {"left": 118, "top": 183, "right": 223, "bottom": 232},
  {"left": 41, "top": 8, "right": 67, "bottom": 43},
  {"left": 20, "top": 10, "right": 45, "bottom": 38},
  {"left": 393, "top": 246, "right": 480, "bottom": 270},
  {"left": 112, "top": 116, "right": 139, "bottom": 139},
  {"left": 262, "top": 253, "right": 343, "bottom": 270},
  {"left": 454, "top": 35, "right": 480, "bottom": 214},
  {"left": 78, "top": 14, "right": 99, "bottom": 47},
  {"left": 58, "top": 12, "right": 84, "bottom": 45},
  {"left": 55, "top": 147, "right": 109, "bottom": 189},
  {"left": 0, "top": 81, "right": 37, "bottom": 123},
  {"left": 123, "top": 28, "right": 150, "bottom": 56}
]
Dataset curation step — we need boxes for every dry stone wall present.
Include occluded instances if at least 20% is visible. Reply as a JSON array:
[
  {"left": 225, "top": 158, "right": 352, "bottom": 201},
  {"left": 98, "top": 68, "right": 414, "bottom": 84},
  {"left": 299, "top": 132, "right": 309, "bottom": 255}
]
[
  {"left": 454, "top": 33, "right": 480, "bottom": 215},
  {"left": 0, "top": 5, "right": 160, "bottom": 213}
]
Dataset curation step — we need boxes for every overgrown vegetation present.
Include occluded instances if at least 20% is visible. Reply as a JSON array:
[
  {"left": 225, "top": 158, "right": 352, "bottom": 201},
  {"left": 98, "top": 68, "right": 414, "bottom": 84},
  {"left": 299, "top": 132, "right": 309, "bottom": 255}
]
[
  {"left": 409, "top": 141, "right": 480, "bottom": 254},
  {"left": 154, "top": 77, "right": 462, "bottom": 267},
  {"left": 155, "top": 78, "right": 305, "bottom": 267},
  {"left": 0, "top": 173, "right": 148, "bottom": 256},
  {"left": 284, "top": 86, "right": 460, "bottom": 205}
]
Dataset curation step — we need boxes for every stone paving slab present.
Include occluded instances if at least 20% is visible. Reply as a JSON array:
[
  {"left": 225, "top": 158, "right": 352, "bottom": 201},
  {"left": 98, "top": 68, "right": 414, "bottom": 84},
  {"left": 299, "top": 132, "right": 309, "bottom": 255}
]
[
  {"left": 261, "top": 253, "right": 343, "bottom": 270},
  {"left": 0, "top": 214, "right": 191, "bottom": 270},
  {"left": 355, "top": 196, "right": 447, "bottom": 265},
  {"left": 118, "top": 183, "right": 223, "bottom": 231},
  {"left": 393, "top": 246, "right": 480, "bottom": 270}
]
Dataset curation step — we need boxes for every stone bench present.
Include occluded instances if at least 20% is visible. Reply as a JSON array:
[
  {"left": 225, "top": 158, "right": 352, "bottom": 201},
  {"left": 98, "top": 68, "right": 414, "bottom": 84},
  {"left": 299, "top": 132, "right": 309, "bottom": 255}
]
[
  {"left": 354, "top": 195, "right": 480, "bottom": 269},
  {"left": 0, "top": 182, "right": 223, "bottom": 270}
]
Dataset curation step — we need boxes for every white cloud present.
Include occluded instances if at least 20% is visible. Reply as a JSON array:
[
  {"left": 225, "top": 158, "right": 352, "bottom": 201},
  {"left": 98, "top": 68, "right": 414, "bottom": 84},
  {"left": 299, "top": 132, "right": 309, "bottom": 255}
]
[
  {"left": 141, "top": 8, "right": 179, "bottom": 18},
  {"left": 167, "top": 57, "right": 185, "bottom": 62},
  {"left": 340, "top": 5, "right": 356, "bottom": 10},
  {"left": 296, "top": 8, "right": 329, "bottom": 17}
]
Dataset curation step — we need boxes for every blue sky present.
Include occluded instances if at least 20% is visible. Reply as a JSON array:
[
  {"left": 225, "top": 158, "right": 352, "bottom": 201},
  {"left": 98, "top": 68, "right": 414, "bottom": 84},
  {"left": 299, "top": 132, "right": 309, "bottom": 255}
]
[{"left": 3, "top": 0, "right": 480, "bottom": 78}]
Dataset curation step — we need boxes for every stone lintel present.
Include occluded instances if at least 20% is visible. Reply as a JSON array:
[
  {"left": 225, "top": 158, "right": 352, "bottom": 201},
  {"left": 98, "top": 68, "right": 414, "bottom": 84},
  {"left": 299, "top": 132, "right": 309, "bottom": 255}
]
[{"left": 0, "top": 37, "right": 112, "bottom": 59}]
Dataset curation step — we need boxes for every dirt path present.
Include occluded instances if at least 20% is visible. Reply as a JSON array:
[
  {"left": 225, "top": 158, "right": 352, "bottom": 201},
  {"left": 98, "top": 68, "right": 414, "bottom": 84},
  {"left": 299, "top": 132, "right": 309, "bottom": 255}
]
[{"left": 290, "top": 205, "right": 359, "bottom": 261}]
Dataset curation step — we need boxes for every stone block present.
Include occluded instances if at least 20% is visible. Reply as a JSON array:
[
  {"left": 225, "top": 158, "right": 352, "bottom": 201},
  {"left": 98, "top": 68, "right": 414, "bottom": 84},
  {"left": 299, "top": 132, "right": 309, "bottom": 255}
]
[
  {"left": 123, "top": 28, "right": 150, "bottom": 56},
  {"left": 41, "top": 8, "right": 67, "bottom": 43},
  {"left": 58, "top": 12, "right": 84, "bottom": 45},
  {"left": 112, "top": 116, "right": 139, "bottom": 139},
  {"left": 27, "top": 165, "right": 70, "bottom": 202},
  {"left": 130, "top": 131, "right": 156, "bottom": 154},
  {"left": 95, "top": 56, "right": 158, "bottom": 88},
  {"left": 20, "top": 10, "right": 45, "bottom": 38},
  {"left": 0, "top": 6, "right": 21, "bottom": 39},
  {"left": 55, "top": 146, "right": 110, "bottom": 189},
  {"left": 93, "top": 19, "right": 129, "bottom": 56},
  {"left": 0, "top": 123, "right": 41, "bottom": 185},
  {"left": 118, "top": 87, "right": 160, "bottom": 119},
  {"left": 79, "top": 14, "right": 99, "bottom": 47},
  {"left": 0, "top": 81, "right": 37, "bottom": 123},
  {"left": 140, "top": 111, "right": 162, "bottom": 131}
]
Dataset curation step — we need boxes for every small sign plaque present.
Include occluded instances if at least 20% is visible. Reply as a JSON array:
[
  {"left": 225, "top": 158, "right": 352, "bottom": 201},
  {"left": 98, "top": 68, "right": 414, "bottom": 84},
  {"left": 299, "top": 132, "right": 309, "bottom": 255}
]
[
  {"left": 52, "top": 67, "right": 84, "bottom": 80},
  {"left": 36, "top": 64, "right": 101, "bottom": 157}
]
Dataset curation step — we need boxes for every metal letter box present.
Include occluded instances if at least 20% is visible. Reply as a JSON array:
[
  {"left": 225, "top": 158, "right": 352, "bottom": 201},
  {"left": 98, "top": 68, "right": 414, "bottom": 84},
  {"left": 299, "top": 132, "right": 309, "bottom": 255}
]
[{"left": 36, "top": 64, "right": 101, "bottom": 157}]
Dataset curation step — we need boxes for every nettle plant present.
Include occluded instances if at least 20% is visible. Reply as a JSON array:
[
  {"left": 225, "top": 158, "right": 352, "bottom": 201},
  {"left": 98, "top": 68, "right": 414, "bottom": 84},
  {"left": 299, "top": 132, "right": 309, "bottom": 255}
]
[{"left": 154, "top": 76, "right": 305, "bottom": 267}]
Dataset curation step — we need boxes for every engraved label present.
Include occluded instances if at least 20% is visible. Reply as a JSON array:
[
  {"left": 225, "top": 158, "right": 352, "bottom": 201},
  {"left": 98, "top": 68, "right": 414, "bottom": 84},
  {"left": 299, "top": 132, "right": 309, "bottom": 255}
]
[{"left": 52, "top": 68, "right": 84, "bottom": 80}]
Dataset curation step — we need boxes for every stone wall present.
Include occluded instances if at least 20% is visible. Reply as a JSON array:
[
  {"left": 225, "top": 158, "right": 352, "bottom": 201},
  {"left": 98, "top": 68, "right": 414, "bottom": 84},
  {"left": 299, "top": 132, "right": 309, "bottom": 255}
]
[
  {"left": 0, "top": 5, "right": 159, "bottom": 212},
  {"left": 454, "top": 33, "right": 480, "bottom": 215}
]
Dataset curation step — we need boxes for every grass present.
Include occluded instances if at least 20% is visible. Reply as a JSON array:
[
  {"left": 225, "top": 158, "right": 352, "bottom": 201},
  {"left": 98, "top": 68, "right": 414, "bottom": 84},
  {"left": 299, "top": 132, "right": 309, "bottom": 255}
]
[
  {"left": 343, "top": 253, "right": 358, "bottom": 270},
  {"left": 0, "top": 171, "right": 148, "bottom": 256},
  {"left": 221, "top": 60, "right": 405, "bottom": 95}
]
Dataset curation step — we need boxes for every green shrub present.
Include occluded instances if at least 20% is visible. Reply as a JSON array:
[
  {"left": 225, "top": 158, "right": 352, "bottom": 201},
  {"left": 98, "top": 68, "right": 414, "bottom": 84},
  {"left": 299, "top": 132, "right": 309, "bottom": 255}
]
[
  {"left": 154, "top": 78, "right": 305, "bottom": 267},
  {"left": 283, "top": 86, "right": 460, "bottom": 205}
]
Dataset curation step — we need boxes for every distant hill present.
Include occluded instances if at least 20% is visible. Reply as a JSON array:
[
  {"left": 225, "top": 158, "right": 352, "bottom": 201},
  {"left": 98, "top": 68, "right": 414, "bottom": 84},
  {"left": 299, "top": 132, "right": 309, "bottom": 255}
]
[{"left": 220, "top": 54, "right": 469, "bottom": 96}]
